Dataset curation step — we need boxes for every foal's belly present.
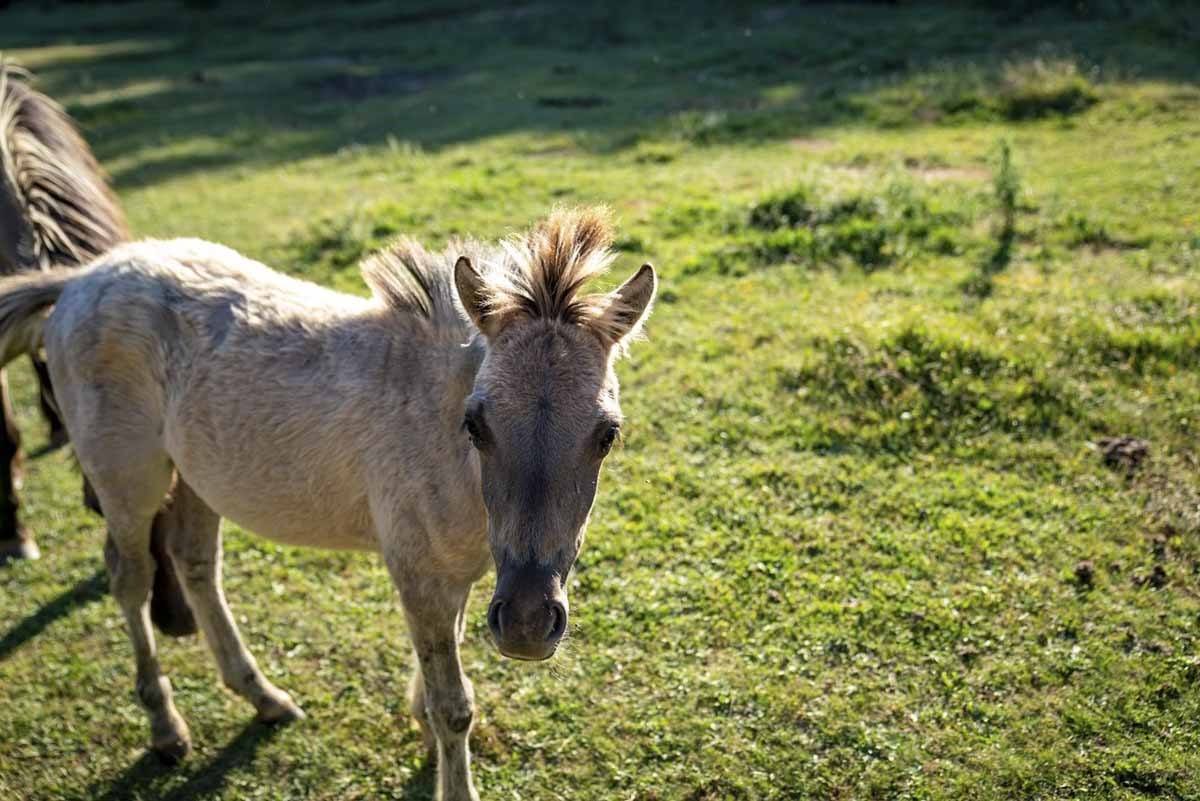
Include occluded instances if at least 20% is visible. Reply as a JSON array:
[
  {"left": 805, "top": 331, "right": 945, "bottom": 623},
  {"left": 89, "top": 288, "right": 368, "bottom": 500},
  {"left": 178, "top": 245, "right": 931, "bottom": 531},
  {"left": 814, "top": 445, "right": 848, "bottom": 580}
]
[
  {"left": 203, "top": 485, "right": 377, "bottom": 551},
  {"left": 165, "top": 425, "right": 378, "bottom": 552}
]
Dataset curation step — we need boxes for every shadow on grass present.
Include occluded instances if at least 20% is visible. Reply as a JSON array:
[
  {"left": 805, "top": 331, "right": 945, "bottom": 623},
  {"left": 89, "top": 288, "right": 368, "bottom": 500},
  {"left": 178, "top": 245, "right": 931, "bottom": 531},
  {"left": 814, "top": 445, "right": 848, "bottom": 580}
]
[
  {"left": 960, "top": 223, "right": 1015, "bottom": 300},
  {"left": 0, "top": 1, "right": 1197, "bottom": 191},
  {"left": 81, "top": 721, "right": 284, "bottom": 801},
  {"left": 399, "top": 758, "right": 437, "bottom": 801},
  {"left": 77, "top": 723, "right": 438, "bottom": 801},
  {"left": 0, "top": 568, "right": 106, "bottom": 661}
]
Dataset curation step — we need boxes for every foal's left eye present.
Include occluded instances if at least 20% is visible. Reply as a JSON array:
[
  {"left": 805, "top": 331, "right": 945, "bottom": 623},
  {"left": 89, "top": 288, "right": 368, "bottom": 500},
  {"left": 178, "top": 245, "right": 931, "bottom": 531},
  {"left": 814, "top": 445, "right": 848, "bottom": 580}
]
[
  {"left": 463, "top": 416, "right": 484, "bottom": 449},
  {"left": 598, "top": 424, "right": 620, "bottom": 456}
]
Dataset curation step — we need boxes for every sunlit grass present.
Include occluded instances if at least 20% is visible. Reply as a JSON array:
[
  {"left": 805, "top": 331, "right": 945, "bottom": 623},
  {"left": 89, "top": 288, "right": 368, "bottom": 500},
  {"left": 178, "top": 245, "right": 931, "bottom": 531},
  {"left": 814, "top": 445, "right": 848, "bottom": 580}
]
[{"left": 1, "top": 2, "right": 1199, "bottom": 799}]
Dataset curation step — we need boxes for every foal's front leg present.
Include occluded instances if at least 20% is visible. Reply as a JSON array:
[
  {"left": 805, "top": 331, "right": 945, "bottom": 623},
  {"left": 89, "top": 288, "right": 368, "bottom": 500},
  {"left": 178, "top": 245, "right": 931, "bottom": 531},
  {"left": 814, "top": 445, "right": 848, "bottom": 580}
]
[
  {"left": 410, "top": 588, "right": 472, "bottom": 753},
  {"left": 163, "top": 480, "right": 303, "bottom": 723},
  {"left": 390, "top": 569, "right": 479, "bottom": 801}
]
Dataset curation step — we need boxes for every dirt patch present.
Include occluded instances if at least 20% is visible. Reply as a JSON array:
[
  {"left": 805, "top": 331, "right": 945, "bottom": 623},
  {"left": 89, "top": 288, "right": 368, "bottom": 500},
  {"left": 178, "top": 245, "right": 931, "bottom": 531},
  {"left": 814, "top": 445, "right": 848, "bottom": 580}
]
[
  {"left": 1097, "top": 436, "right": 1150, "bottom": 475},
  {"left": 1134, "top": 564, "right": 1168, "bottom": 590},
  {"left": 914, "top": 166, "right": 989, "bottom": 181},
  {"left": 789, "top": 137, "right": 834, "bottom": 152},
  {"left": 523, "top": 144, "right": 578, "bottom": 158},
  {"left": 1074, "top": 559, "right": 1095, "bottom": 589}
]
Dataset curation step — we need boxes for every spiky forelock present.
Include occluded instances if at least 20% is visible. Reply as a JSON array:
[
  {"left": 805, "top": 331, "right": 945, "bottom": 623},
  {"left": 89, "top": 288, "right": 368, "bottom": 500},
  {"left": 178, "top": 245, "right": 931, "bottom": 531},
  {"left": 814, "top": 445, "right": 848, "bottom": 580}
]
[
  {"left": 360, "top": 207, "right": 645, "bottom": 347},
  {"left": 488, "top": 206, "right": 617, "bottom": 327}
]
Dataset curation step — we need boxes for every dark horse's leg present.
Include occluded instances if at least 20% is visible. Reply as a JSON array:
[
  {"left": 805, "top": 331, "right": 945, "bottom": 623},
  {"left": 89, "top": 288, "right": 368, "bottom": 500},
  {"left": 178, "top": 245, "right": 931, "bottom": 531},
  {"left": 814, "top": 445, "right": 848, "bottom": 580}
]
[
  {"left": 0, "top": 367, "right": 35, "bottom": 562},
  {"left": 31, "top": 355, "right": 68, "bottom": 450}
]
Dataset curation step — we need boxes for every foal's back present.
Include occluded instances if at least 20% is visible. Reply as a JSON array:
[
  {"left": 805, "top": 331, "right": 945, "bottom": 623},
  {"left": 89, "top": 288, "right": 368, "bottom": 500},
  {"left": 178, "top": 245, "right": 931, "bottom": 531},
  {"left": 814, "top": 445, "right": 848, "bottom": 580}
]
[{"left": 44, "top": 239, "right": 397, "bottom": 550}]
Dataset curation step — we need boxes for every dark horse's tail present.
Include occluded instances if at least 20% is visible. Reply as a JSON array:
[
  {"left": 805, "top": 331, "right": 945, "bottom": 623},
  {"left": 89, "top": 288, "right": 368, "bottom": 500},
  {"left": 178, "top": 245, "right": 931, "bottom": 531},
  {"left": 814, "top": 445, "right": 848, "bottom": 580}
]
[{"left": 0, "top": 63, "right": 196, "bottom": 637}]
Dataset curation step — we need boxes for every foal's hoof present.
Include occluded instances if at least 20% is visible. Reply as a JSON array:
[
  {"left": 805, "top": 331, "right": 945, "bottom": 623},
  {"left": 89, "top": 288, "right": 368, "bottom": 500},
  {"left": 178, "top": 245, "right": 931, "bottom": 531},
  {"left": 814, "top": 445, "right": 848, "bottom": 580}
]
[
  {"left": 151, "top": 733, "right": 192, "bottom": 766},
  {"left": 0, "top": 536, "right": 39, "bottom": 564},
  {"left": 256, "top": 693, "right": 305, "bottom": 725}
]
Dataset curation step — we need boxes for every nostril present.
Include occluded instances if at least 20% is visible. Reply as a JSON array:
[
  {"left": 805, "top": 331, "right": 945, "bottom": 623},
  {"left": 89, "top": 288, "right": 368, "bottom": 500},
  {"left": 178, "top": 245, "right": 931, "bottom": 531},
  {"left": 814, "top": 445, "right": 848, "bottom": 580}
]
[
  {"left": 546, "top": 601, "right": 566, "bottom": 642},
  {"left": 487, "top": 600, "right": 504, "bottom": 636}
]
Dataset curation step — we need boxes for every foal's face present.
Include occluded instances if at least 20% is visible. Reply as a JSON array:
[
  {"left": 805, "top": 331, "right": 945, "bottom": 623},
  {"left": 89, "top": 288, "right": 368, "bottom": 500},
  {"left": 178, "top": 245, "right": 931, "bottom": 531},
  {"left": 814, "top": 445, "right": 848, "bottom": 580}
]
[
  {"left": 464, "top": 321, "right": 621, "bottom": 660},
  {"left": 454, "top": 251, "right": 656, "bottom": 662}
]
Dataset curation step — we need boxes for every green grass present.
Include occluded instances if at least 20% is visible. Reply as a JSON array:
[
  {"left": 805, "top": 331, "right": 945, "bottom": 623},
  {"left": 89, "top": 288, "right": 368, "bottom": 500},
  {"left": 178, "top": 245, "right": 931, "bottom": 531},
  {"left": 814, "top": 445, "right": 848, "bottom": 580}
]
[{"left": 2, "top": 2, "right": 1200, "bottom": 799}]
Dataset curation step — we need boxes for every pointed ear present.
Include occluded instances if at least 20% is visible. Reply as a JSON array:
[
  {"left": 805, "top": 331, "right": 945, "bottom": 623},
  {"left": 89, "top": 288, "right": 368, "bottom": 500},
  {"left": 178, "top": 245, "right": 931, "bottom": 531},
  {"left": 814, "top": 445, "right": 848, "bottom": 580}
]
[
  {"left": 592, "top": 263, "right": 657, "bottom": 351},
  {"left": 454, "top": 256, "right": 497, "bottom": 337}
]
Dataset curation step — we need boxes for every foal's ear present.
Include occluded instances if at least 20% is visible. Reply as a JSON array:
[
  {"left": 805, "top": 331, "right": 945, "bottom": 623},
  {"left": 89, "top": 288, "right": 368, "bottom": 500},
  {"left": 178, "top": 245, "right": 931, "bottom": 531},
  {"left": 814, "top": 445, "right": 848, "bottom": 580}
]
[
  {"left": 591, "top": 263, "right": 657, "bottom": 351},
  {"left": 454, "top": 256, "right": 498, "bottom": 337}
]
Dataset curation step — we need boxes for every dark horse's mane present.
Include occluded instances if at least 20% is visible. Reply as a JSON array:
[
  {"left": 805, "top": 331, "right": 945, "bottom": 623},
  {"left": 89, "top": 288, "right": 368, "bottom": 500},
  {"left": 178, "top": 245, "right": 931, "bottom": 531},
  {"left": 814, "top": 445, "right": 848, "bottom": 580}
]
[{"left": 0, "top": 63, "right": 129, "bottom": 274}]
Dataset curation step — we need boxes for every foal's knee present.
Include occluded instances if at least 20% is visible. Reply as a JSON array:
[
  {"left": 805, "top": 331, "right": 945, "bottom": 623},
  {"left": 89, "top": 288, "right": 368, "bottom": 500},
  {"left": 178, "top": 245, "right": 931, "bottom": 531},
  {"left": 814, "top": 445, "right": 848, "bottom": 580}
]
[
  {"left": 441, "top": 702, "right": 474, "bottom": 736},
  {"left": 431, "top": 690, "right": 474, "bottom": 737}
]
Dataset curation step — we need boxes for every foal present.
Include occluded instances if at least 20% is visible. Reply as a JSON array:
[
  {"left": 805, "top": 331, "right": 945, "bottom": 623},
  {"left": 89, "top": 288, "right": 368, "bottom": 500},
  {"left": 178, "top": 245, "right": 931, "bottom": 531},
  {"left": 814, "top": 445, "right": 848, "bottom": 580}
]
[
  {"left": 0, "top": 64, "right": 129, "bottom": 560},
  {"left": 0, "top": 208, "right": 655, "bottom": 800}
]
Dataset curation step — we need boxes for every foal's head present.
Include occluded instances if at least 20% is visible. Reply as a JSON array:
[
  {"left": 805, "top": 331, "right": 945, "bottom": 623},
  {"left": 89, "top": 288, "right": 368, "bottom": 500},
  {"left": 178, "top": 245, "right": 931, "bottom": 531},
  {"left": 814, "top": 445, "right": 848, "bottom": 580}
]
[{"left": 454, "top": 209, "right": 656, "bottom": 661}]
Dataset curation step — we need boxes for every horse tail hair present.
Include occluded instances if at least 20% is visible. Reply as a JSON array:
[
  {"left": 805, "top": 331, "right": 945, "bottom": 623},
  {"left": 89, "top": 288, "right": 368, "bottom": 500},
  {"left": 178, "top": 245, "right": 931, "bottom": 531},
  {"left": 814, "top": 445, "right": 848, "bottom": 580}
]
[{"left": 0, "top": 267, "right": 72, "bottom": 367}]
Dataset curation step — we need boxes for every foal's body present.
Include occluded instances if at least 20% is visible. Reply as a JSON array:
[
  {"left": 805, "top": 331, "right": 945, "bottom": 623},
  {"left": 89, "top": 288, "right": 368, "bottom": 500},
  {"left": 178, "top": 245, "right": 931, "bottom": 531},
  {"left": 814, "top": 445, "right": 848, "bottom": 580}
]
[
  {"left": 52, "top": 240, "right": 485, "bottom": 555},
  {"left": 0, "top": 210, "right": 655, "bottom": 800},
  {"left": 47, "top": 239, "right": 491, "bottom": 791}
]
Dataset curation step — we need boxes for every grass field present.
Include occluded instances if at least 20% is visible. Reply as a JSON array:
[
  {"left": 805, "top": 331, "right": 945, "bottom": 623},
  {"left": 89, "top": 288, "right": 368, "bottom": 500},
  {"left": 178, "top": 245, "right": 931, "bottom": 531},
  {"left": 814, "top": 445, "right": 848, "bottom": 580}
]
[{"left": 2, "top": 2, "right": 1200, "bottom": 799}]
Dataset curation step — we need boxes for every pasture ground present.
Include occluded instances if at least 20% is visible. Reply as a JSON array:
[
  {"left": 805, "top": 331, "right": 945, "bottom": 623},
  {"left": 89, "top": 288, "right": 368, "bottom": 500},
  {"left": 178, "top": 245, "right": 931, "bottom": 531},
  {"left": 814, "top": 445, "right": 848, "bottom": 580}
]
[{"left": 1, "top": 2, "right": 1199, "bottom": 799}]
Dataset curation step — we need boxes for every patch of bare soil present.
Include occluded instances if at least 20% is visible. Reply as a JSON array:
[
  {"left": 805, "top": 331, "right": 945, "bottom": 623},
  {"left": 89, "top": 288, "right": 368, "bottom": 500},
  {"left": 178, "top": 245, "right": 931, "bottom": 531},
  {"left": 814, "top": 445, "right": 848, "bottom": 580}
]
[
  {"left": 914, "top": 166, "right": 989, "bottom": 181},
  {"left": 1097, "top": 435, "right": 1150, "bottom": 475},
  {"left": 788, "top": 137, "right": 834, "bottom": 152}
]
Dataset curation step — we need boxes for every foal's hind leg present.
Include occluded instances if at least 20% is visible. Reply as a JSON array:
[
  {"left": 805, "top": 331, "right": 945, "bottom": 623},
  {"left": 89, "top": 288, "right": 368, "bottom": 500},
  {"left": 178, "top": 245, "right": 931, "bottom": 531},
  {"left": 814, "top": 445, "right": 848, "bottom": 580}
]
[
  {"left": 88, "top": 458, "right": 191, "bottom": 762},
  {"left": 0, "top": 368, "right": 35, "bottom": 563},
  {"left": 163, "top": 479, "right": 303, "bottom": 724}
]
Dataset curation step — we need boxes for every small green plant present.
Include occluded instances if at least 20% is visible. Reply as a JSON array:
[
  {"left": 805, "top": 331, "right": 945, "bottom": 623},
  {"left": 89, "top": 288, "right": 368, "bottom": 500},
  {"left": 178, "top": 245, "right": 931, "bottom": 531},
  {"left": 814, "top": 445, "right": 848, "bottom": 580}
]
[
  {"left": 993, "top": 139, "right": 1019, "bottom": 237},
  {"left": 962, "top": 139, "right": 1019, "bottom": 297}
]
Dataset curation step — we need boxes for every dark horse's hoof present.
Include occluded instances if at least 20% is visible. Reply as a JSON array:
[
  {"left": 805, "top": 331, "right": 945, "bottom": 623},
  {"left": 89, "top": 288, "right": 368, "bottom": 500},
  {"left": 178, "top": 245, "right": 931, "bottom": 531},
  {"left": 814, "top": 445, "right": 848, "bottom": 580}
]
[{"left": 0, "top": 535, "right": 39, "bottom": 564}]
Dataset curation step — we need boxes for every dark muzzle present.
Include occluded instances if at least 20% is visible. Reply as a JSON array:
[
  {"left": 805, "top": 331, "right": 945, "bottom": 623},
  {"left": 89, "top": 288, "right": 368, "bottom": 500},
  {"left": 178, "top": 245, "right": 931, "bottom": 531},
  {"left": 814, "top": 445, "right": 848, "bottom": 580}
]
[{"left": 487, "top": 561, "right": 567, "bottom": 661}]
